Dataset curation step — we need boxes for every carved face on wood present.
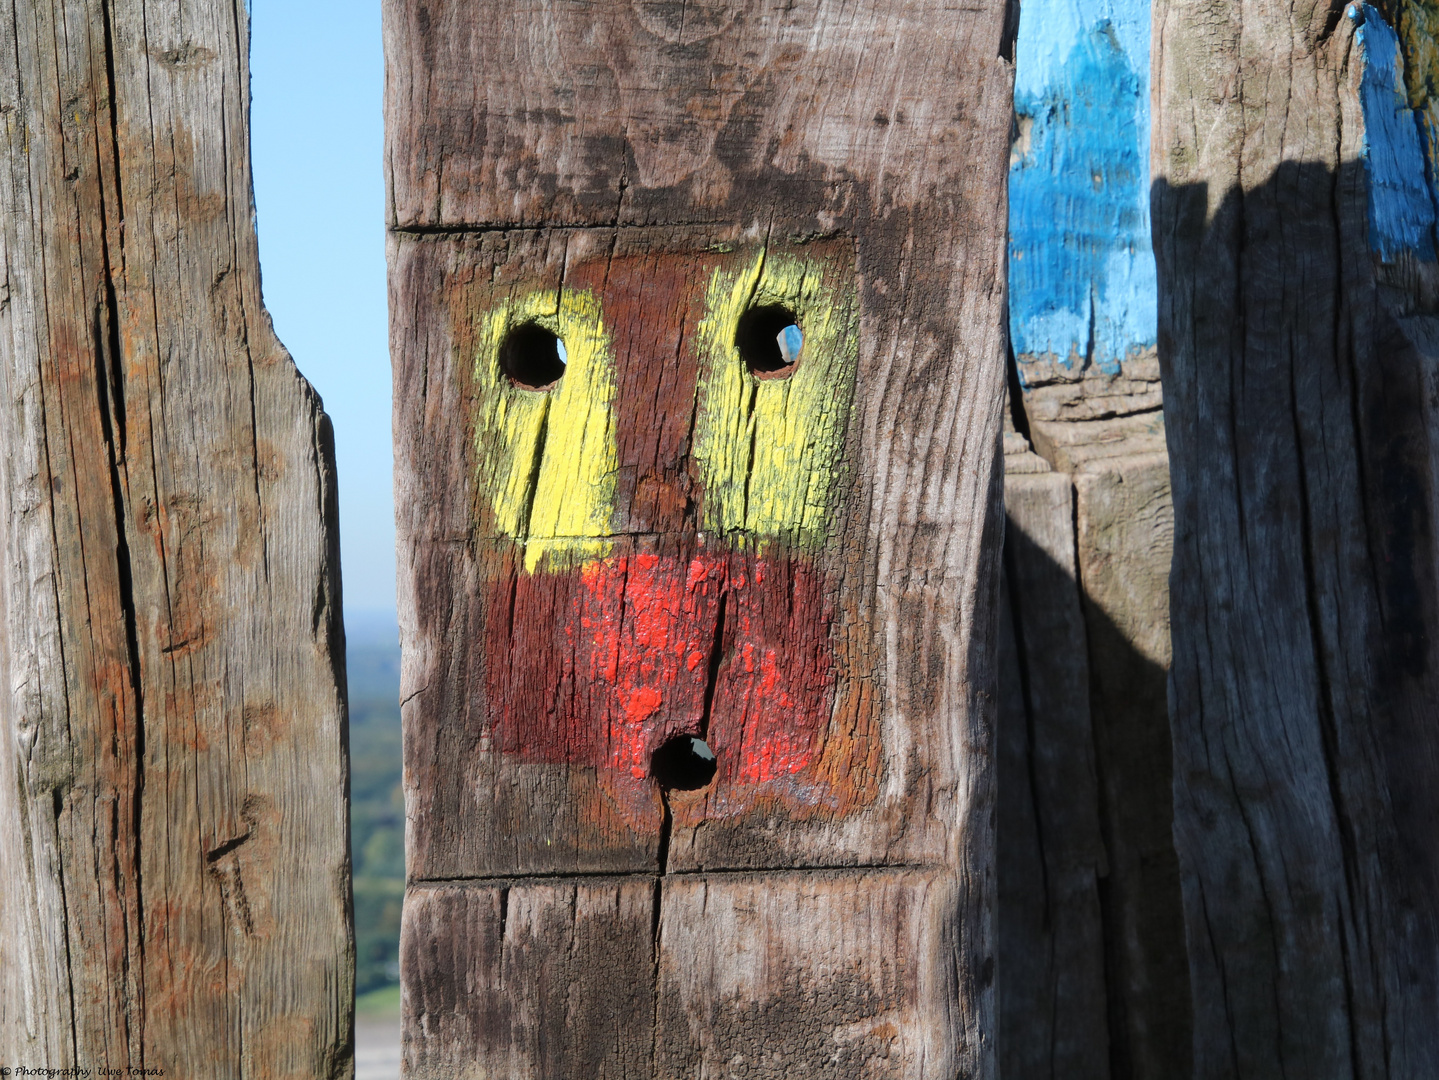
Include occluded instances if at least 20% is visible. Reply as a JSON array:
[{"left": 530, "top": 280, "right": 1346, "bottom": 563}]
[{"left": 468, "top": 235, "right": 878, "bottom": 834}]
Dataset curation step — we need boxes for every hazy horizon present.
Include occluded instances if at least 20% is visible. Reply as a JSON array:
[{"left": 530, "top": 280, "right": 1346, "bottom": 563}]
[{"left": 251, "top": 0, "right": 396, "bottom": 627}]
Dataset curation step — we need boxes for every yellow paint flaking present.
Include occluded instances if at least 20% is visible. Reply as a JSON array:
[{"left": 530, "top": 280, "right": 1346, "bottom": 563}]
[
  {"left": 692, "top": 247, "right": 860, "bottom": 546},
  {"left": 471, "top": 287, "right": 618, "bottom": 572}
]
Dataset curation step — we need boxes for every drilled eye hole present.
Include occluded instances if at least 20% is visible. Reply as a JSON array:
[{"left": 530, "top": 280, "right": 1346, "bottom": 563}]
[
  {"left": 501, "top": 322, "right": 567, "bottom": 390},
  {"left": 650, "top": 735, "right": 718, "bottom": 791},
  {"left": 736, "top": 305, "right": 803, "bottom": 377}
]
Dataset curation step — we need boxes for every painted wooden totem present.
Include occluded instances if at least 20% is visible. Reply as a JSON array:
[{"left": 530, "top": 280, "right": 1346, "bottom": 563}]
[{"left": 386, "top": 1, "right": 1014, "bottom": 1075}]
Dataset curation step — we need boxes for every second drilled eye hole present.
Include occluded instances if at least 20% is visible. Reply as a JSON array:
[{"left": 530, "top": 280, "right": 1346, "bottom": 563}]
[
  {"left": 501, "top": 322, "right": 567, "bottom": 390},
  {"left": 736, "top": 305, "right": 803, "bottom": 377}
]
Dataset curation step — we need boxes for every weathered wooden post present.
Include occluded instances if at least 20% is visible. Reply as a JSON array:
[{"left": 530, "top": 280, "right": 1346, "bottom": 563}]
[
  {"left": 1154, "top": 0, "right": 1439, "bottom": 1073},
  {"left": 997, "top": 0, "right": 1191, "bottom": 1076},
  {"left": 0, "top": 0, "right": 352, "bottom": 1075},
  {"left": 386, "top": 1, "right": 1014, "bottom": 1075}
]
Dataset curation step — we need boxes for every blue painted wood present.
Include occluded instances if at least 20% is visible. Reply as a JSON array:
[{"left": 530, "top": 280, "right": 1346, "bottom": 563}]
[
  {"left": 1355, "top": 3, "right": 1439, "bottom": 260},
  {"left": 1008, "top": 0, "right": 1157, "bottom": 382}
]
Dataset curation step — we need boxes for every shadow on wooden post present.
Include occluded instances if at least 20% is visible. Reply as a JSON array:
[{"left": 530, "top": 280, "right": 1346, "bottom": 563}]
[
  {"left": 1154, "top": 154, "right": 1439, "bottom": 1078},
  {"left": 998, "top": 401, "right": 1191, "bottom": 1080}
]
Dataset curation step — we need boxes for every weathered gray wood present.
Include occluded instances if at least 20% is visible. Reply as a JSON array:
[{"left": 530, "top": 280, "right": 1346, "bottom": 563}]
[
  {"left": 997, "top": 452, "right": 1111, "bottom": 1080},
  {"left": 999, "top": 430, "right": 1189, "bottom": 1080},
  {"left": 401, "top": 880, "right": 656, "bottom": 1079},
  {"left": 1001, "top": 393, "right": 1188, "bottom": 1080},
  {"left": 1153, "top": 0, "right": 1439, "bottom": 1073},
  {"left": 655, "top": 870, "right": 962, "bottom": 1077},
  {"left": 1072, "top": 452, "right": 1187, "bottom": 1080},
  {"left": 0, "top": 0, "right": 352, "bottom": 1073},
  {"left": 387, "top": 0, "right": 1015, "bottom": 1074}
]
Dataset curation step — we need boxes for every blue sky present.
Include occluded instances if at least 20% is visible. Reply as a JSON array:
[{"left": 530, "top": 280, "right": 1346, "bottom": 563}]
[{"left": 250, "top": 2, "right": 394, "bottom": 622}]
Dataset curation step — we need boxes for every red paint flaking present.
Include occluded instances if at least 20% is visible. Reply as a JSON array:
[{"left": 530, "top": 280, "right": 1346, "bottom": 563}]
[{"left": 484, "top": 546, "right": 835, "bottom": 802}]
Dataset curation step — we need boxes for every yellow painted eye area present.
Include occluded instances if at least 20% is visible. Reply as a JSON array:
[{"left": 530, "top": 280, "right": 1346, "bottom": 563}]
[
  {"left": 471, "top": 286, "right": 617, "bottom": 571},
  {"left": 470, "top": 239, "right": 858, "bottom": 563},
  {"left": 736, "top": 305, "right": 803, "bottom": 377},
  {"left": 692, "top": 245, "right": 860, "bottom": 547},
  {"left": 500, "top": 322, "right": 568, "bottom": 390}
]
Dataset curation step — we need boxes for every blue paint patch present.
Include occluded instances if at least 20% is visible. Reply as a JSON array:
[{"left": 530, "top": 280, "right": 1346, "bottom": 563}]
[
  {"left": 1356, "top": 4, "right": 1439, "bottom": 260},
  {"left": 1009, "top": 0, "right": 1157, "bottom": 379}
]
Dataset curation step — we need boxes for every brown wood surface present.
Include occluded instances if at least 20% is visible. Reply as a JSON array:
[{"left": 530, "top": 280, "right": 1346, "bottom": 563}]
[
  {"left": 654, "top": 869, "right": 963, "bottom": 1077},
  {"left": 387, "top": 0, "right": 1015, "bottom": 1074},
  {"left": 402, "top": 879, "right": 656, "bottom": 1078},
  {"left": 0, "top": 0, "right": 353, "bottom": 1074},
  {"left": 1153, "top": 1, "right": 1439, "bottom": 1074}
]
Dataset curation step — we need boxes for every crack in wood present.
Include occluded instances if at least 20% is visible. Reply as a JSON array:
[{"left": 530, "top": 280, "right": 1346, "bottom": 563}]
[
  {"left": 408, "top": 863, "right": 945, "bottom": 888},
  {"left": 205, "top": 830, "right": 253, "bottom": 863},
  {"left": 389, "top": 220, "right": 734, "bottom": 237}
]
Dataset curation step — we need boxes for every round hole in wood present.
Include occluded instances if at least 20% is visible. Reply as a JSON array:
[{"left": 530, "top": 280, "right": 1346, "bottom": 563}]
[
  {"left": 501, "top": 322, "right": 568, "bottom": 389},
  {"left": 650, "top": 735, "right": 718, "bottom": 791},
  {"left": 736, "top": 305, "right": 802, "bottom": 377}
]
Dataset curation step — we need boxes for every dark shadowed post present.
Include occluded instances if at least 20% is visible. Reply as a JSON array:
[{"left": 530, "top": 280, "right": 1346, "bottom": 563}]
[
  {"left": 385, "top": 0, "right": 1015, "bottom": 1075},
  {"left": 1154, "top": 0, "right": 1439, "bottom": 1074},
  {"left": 996, "top": 0, "right": 1192, "bottom": 1076},
  {"left": 0, "top": 1, "right": 353, "bottom": 1074}
]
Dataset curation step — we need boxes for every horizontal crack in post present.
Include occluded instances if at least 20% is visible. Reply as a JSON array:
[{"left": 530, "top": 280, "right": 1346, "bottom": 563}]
[{"left": 408, "top": 862, "right": 944, "bottom": 888}]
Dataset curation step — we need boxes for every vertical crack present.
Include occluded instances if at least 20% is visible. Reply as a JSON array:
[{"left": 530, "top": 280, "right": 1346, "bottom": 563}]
[
  {"left": 737, "top": 246, "right": 769, "bottom": 532},
  {"left": 998, "top": 0, "right": 1021, "bottom": 62},
  {"left": 1000, "top": 537, "right": 1052, "bottom": 928},
  {"left": 697, "top": 590, "right": 727, "bottom": 745},
  {"left": 655, "top": 788, "right": 673, "bottom": 876},
  {"left": 91, "top": 2, "right": 145, "bottom": 1041},
  {"left": 99, "top": 0, "right": 126, "bottom": 229},
  {"left": 93, "top": 282, "right": 145, "bottom": 1065},
  {"left": 518, "top": 396, "right": 553, "bottom": 541},
  {"left": 52, "top": 786, "right": 80, "bottom": 1067},
  {"left": 1289, "top": 308, "right": 1364, "bottom": 1076},
  {"left": 497, "top": 885, "right": 510, "bottom": 966},
  {"left": 655, "top": 585, "right": 727, "bottom": 876},
  {"left": 648, "top": 874, "right": 664, "bottom": 1079}
]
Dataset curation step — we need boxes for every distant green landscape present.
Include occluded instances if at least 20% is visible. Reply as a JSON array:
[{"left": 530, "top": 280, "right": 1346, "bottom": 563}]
[{"left": 347, "top": 615, "right": 405, "bottom": 998}]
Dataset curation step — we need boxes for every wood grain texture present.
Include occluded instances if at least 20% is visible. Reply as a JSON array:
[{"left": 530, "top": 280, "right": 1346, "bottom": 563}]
[
  {"left": 387, "top": 0, "right": 1014, "bottom": 1074},
  {"left": 1073, "top": 452, "right": 1187, "bottom": 1080},
  {"left": 384, "top": 0, "right": 1013, "bottom": 232},
  {"left": 1000, "top": 0, "right": 1189, "bottom": 1066},
  {"left": 1000, "top": 411, "right": 1187, "bottom": 1080},
  {"left": 1153, "top": 0, "right": 1439, "bottom": 1073},
  {"left": 997, "top": 460, "right": 1111, "bottom": 1080},
  {"left": 654, "top": 869, "right": 964, "bottom": 1079},
  {"left": 402, "top": 880, "right": 657, "bottom": 1079},
  {"left": 0, "top": 0, "right": 352, "bottom": 1074}
]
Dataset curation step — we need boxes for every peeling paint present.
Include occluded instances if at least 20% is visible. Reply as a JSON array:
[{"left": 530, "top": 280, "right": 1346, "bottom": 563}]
[
  {"left": 1008, "top": 0, "right": 1157, "bottom": 378},
  {"left": 472, "top": 287, "right": 617, "bottom": 572},
  {"left": 1356, "top": 3, "right": 1439, "bottom": 259},
  {"left": 467, "top": 240, "right": 866, "bottom": 817},
  {"left": 692, "top": 247, "right": 860, "bottom": 545}
]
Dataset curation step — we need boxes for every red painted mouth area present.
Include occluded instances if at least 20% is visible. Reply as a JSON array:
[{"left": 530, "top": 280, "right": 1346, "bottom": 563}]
[{"left": 483, "top": 546, "right": 835, "bottom": 791}]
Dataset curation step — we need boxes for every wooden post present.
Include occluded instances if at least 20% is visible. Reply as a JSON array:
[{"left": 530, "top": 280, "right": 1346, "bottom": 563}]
[
  {"left": 997, "top": 0, "right": 1191, "bottom": 1075},
  {"left": 0, "top": 1, "right": 353, "bottom": 1075},
  {"left": 386, "top": 1, "right": 1014, "bottom": 1075},
  {"left": 1153, "top": 0, "right": 1439, "bottom": 1073}
]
